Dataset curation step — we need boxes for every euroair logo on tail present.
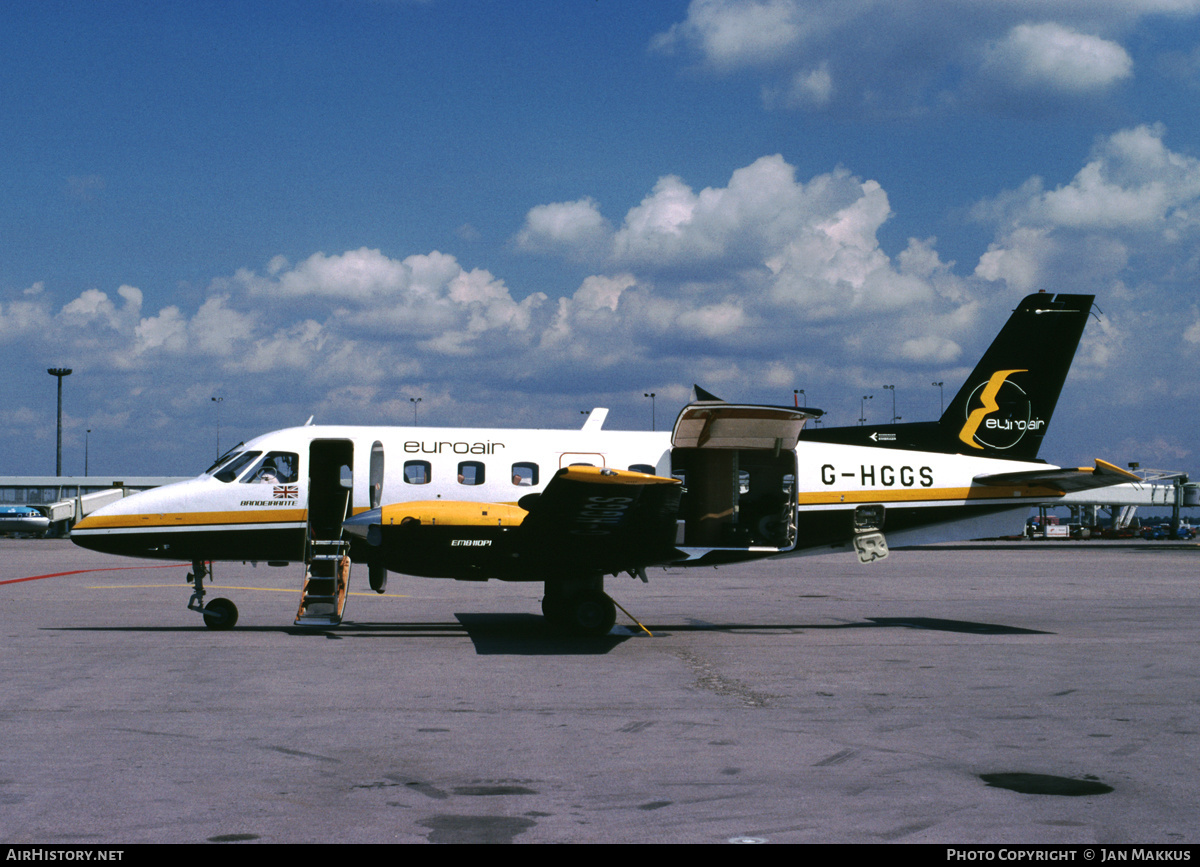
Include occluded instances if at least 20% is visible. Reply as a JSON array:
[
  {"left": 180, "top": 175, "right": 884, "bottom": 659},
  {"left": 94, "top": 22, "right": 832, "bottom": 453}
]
[{"left": 958, "top": 369, "right": 1045, "bottom": 451}]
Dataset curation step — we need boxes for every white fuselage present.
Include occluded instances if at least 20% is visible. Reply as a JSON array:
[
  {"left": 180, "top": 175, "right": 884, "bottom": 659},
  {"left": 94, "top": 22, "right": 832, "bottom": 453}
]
[{"left": 72, "top": 417, "right": 1056, "bottom": 568}]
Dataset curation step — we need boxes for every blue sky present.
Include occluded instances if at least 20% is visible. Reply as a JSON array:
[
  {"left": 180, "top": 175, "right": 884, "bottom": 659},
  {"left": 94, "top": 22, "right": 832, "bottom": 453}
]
[{"left": 3, "top": 0, "right": 1200, "bottom": 477}]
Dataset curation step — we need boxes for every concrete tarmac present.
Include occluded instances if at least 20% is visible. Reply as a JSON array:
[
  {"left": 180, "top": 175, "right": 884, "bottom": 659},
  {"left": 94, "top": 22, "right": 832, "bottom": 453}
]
[{"left": 1, "top": 538, "right": 1197, "bottom": 844}]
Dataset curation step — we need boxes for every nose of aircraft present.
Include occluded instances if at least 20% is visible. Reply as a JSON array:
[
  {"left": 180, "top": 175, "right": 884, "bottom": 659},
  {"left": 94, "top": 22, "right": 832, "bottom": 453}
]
[
  {"left": 70, "top": 503, "right": 121, "bottom": 554},
  {"left": 69, "top": 482, "right": 191, "bottom": 557}
]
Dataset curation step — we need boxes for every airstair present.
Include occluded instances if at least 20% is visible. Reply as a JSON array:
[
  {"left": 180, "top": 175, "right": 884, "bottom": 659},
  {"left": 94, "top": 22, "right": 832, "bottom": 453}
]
[
  {"left": 295, "top": 536, "right": 350, "bottom": 625},
  {"left": 296, "top": 438, "right": 354, "bottom": 626}
]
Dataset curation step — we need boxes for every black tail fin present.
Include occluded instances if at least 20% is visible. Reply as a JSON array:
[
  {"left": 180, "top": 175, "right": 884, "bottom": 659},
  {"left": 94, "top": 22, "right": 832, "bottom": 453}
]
[
  {"left": 940, "top": 292, "right": 1092, "bottom": 459},
  {"left": 801, "top": 292, "right": 1094, "bottom": 460}
]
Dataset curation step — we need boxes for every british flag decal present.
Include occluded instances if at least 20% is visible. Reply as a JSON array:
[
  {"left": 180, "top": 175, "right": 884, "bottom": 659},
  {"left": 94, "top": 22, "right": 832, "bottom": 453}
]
[{"left": 274, "top": 485, "right": 299, "bottom": 500}]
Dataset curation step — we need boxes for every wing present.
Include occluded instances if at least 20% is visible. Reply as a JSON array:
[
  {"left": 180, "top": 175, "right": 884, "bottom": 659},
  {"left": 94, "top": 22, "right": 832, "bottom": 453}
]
[
  {"left": 516, "top": 466, "right": 683, "bottom": 574},
  {"left": 342, "top": 465, "right": 684, "bottom": 580},
  {"left": 973, "top": 459, "right": 1140, "bottom": 495}
]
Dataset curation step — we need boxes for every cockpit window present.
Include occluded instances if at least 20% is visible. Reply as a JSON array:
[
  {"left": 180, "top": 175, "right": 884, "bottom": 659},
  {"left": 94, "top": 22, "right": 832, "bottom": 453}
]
[
  {"left": 205, "top": 442, "right": 246, "bottom": 475},
  {"left": 213, "top": 451, "right": 262, "bottom": 483},
  {"left": 240, "top": 452, "right": 299, "bottom": 484}
]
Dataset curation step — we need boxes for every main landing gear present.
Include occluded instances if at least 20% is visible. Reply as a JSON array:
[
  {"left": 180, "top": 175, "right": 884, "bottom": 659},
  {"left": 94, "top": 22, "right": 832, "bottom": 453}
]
[
  {"left": 187, "top": 560, "right": 239, "bottom": 630},
  {"left": 542, "top": 576, "right": 617, "bottom": 637}
]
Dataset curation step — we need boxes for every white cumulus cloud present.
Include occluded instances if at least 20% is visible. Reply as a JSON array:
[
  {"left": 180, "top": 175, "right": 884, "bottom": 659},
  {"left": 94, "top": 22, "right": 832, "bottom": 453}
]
[
  {"left": 651, "top": 0, "right": 815, "bottom": 70},
  {"left": 980, "top": 23, "right": 1133, "bottom": 95},
  {"left": 653, "top": 1, "right": 1194, "bottom": 115},
  {"left": 513, "top": 197, "right": 611, "bottom": 259},
  {"left": 973, "top": 125, "right": 1200, "bottom": 293}
]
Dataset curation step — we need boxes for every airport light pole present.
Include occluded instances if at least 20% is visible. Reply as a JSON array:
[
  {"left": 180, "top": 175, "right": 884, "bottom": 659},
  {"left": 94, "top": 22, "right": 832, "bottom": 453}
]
[
  {"left": 410, "top": 397, "right": 421, "bottom": 424},
  {"left": 644, "top": 392, "right": 656, "bottom": 431},
  {"left": 85, "top": 428, "right": 91, "bottom": 477},
  {"left": 48, "top": 368, "right": 72, "bottom": 476},
  {"left": 211, "top": 396, "right": 223, "bottom": 459},
  {"left": 932, "top": 381, "right": 944, "bottom": 416},
  {"left": 859, "top": 394, "right": 872, "bottom": 426},
  {"left": 883, "top": 384, "right": 898, "bottom": 423}
]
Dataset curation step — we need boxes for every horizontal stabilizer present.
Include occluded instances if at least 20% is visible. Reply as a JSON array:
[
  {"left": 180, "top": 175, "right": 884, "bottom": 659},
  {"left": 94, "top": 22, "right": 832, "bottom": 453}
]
[{"left": 973, "top": 459, "right": 1140, "bottom": 495}]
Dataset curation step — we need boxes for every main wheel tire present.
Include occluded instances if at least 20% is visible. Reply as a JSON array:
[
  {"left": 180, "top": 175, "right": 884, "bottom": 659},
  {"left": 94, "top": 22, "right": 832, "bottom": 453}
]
[
  {"left": 567, "top": 591, "right": 616, "bottom": 637},
  {"left": 203, "top": 597, "right": 238, "bottom": 630}
]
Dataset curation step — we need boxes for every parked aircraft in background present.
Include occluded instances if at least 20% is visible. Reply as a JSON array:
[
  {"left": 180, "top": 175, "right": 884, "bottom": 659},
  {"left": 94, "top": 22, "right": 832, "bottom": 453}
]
[
  {"left": 0, "top": 505, "right": 50, "bottom": 536},
  {"left": 72, "top": 292, "right": 1134, "bottom": 635}
]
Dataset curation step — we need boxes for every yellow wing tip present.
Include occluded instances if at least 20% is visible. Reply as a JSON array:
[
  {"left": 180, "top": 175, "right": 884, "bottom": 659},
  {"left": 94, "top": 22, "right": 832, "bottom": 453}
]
[{"left": 1094, "top": 458, "right": 1141, "bottom": 481}]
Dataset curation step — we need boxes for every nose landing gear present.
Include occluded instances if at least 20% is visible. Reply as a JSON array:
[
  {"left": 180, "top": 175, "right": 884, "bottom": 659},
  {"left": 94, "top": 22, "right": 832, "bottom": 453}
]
[{"left": 187, "top": 560, "right": 239, "bottom": 630}]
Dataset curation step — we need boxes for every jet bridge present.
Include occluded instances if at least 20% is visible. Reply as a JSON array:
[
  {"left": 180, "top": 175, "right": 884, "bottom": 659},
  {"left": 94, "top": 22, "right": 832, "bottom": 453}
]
[{"left": 1038, "top": 471, "right": 1198, "bottom": 535}]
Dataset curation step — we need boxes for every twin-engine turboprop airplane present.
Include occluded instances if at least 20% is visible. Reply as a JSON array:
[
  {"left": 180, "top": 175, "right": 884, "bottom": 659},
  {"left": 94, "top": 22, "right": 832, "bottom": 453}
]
[{"left": 72, "top": 292, "right": 1135, "bottom": 635}]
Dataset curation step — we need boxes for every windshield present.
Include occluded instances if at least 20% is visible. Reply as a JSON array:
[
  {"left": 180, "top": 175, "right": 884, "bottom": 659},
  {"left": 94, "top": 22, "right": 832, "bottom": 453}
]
[
  {"left": 240, "top": 452, "right": 299, "bottom": 484},
  {"left": 205, "top": 442, "right": 246, "bottom": 475},
  {"left": 213, "top": 451, "right": 262, "bottom": 483}
]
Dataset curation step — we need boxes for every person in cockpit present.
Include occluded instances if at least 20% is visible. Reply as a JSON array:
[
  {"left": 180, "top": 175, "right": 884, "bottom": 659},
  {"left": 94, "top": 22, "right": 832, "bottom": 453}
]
[{"left": 255, "top": 459, "right": 280, "bottom": 483}]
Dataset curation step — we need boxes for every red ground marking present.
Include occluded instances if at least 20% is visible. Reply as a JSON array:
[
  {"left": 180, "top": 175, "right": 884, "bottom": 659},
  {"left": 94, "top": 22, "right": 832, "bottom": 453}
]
[{"left": 0, "top": 563, "right": 190, "bottom": 586}]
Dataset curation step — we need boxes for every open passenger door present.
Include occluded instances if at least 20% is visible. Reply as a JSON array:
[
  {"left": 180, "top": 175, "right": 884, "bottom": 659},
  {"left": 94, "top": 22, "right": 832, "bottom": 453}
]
[{"left": 297, "top": 438, "right": 354, "bottom": 626}]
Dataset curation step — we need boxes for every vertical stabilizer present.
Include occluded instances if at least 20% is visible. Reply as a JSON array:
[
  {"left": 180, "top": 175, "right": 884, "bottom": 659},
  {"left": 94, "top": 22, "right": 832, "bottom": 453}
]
[
  {"left": 941, "top": 292, "right": 1092, "bottom": 460},
  {"left": 800, "top": 292, "right": 1095, "bottom": 460}
]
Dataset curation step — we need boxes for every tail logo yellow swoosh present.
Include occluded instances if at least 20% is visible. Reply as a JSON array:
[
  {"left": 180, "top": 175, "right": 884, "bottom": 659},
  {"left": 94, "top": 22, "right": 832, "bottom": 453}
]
[{"left": 959, "top": 369, "right": 1027, "bottom": 449}]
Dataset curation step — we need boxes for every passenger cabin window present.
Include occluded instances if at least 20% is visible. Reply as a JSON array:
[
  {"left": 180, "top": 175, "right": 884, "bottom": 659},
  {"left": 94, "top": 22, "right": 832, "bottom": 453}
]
[
  {"left": 240, "top": 452, "right": 299, "bottom": 484},
  {"left": 511, "top": 462, "right": 538, "bottom": 486},
  {"left": 458, "top": 461, "right": 485, "bottom": 486},
  {"left": 404, "top": 461, "right": 431, "bottom": 485},
  {"left": 214, "top": 451, "right": 261, "bottom": 483}
]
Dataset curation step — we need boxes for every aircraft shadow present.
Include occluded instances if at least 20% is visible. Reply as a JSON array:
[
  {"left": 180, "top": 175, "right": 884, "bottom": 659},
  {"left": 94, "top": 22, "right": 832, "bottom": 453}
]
[
  {"left": 46, "top": 614, "right": 1047, "bottom": 655},
  {"left": 343, "top": 613, "right": 1049, "bottom": 653},
  {"left": 645, "top": 617, "right": 1048, "bottom": 637},
  {"left": 316, "top": 613, "right": 632, "bottom": 655}
]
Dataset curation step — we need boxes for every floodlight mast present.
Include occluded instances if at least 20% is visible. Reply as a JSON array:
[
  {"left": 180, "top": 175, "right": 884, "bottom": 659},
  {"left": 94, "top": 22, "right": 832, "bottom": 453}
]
[{"left": 48, "top": 368, "right": 73, "bottom": 476}]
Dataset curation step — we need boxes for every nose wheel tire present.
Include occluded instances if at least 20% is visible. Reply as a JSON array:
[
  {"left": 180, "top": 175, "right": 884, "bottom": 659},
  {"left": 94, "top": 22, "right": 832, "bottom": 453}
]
[{"left": 203, "top": 597, "right": 239, "bottom": 630}]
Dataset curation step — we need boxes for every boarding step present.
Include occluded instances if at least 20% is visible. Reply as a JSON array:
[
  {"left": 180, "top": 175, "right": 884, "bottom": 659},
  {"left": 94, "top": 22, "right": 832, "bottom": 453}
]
[{"left": 295, "top": 539, "right": 351, "bottom": 626}]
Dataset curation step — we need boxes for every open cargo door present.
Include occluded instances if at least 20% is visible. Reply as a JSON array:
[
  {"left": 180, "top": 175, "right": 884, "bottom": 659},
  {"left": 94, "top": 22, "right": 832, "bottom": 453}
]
[{"left": 671, "top": 400, "right": 817, "bottom": 551}]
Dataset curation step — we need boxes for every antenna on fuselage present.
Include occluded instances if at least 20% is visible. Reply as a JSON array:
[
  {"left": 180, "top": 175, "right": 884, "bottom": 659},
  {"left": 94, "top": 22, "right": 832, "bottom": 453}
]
[
  {"left": 304, "top": 416, "right": 314, "bottom": 426},
  {"left": 581, "top": 408, "right": 608, "bottom": 431}
]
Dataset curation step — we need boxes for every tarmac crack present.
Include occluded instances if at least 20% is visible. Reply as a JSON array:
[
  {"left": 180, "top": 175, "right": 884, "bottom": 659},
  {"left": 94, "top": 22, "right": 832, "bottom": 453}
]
[{"left": 672, "top": 649, "right": 774, "bottom": 708}]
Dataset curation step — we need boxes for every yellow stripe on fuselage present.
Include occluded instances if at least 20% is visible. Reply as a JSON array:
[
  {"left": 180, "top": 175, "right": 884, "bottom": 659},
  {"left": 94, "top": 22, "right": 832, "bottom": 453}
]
[
  {"left": 74, "top": 508, "right": 307, "bottom": 531},
  {"left": 796, "top": 484, "right": 1063, "bottom": 506}
]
